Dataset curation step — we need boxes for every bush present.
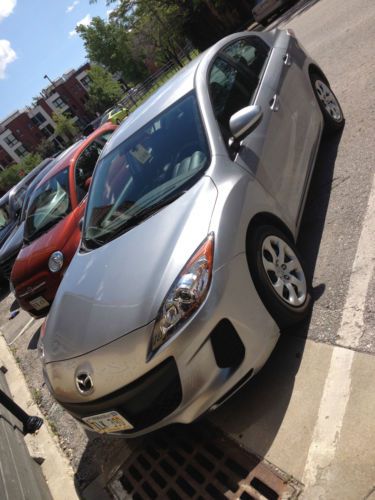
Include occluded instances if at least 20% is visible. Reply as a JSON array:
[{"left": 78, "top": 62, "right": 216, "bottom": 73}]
[{"left": 0, "top": 153, "right": 42, "bottom": 195}]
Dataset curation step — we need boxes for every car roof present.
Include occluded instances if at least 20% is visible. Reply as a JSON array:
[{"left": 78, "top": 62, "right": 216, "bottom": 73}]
[
  {"left": 102, "top": 54, "right": 205, "bottom": 155},
  {"left": 36, "top": 122, "right": 117, "bottom": 187},
  {"left": 7, "top": 157, "right": 54, "bottom": 201}
]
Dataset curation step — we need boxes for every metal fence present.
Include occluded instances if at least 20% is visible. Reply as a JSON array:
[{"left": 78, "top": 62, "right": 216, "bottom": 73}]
[{"left": 118, "top": 44, "right": 198, "bottom": 112}]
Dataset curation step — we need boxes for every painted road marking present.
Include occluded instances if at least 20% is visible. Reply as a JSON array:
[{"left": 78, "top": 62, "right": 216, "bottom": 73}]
[{"left": 302, "top": 173, "right": 375, "bottom": 491}]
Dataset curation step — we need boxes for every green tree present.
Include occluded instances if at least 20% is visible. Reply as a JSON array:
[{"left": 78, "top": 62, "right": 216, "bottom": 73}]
[
  {"left": 86, "top": 66, "right": 123, "bottom": 114},
  {"left": 52, "top": 112, "right": 78, "bottom": 144},
  {"left": 76, "top": 17, "right": 148, "bottom": 85},
  {"left": 0, "top": 153, "right": 43, "bottom": 194},
  {"left": 36, "top": 139, "right": 58, "bottom": 159}
]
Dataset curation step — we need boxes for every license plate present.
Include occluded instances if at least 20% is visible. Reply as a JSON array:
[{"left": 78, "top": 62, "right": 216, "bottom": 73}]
[
  {"left": 82, "top": 411, "right": 134, "bottom": 433},
  {"left": 29, "top": 296, "right": 50, "bottom": 311}
]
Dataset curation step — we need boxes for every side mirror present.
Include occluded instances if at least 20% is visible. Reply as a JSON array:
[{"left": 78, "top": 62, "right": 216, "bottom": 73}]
[{"left": 228, "top": 105, "right": 263, "bottom": 151}]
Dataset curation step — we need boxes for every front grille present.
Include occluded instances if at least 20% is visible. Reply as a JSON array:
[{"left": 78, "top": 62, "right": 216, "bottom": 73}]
[
  {"left": 0, "top": 253, "right": 18, "bottom": 280},
  {"left": 61, "top": 357, "right": 182, "bottom": 432}
]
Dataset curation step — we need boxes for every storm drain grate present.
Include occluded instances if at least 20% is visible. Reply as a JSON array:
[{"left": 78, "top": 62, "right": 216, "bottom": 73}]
[{"left": 107, "top": 424, "right": 302, "bottom": 499}]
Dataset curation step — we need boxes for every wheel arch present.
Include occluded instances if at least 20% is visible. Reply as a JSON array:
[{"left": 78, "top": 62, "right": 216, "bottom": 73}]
[
  {"left": 308, "top": 64, "right": 329, "bottom": 85},
  {"left": 245, "top": 212, "right": 295, "bottom": 258}
]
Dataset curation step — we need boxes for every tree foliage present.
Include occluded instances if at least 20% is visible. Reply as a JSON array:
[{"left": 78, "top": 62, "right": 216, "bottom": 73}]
[
  {"left": 76, "top": 17, "right": 148, "bottom": 85},
  {"left": 52, "top": 112, "right": 79, "bottom": 144},
  {"left": 86, "top": 66, "right": 123, "bottom": 114},
  {"left": 0, "top": 153, "right": 43, "bottom": 194},
  {"left": 82, "top": 0, "right": 256, "bottom": 87}
]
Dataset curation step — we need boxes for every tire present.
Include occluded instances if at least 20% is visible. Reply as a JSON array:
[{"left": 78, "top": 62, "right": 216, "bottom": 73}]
[
  {"left": 247, "top": 225, "right": 312, "bottom": 330},
  {"left": 311, "top": 72, "right": 345, "bottom": 133}
]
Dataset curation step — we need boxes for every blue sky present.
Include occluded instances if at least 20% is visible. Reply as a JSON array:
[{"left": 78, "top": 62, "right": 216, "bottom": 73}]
[{"left": 0, "top": 0, "right": 111, "bottom": 121}]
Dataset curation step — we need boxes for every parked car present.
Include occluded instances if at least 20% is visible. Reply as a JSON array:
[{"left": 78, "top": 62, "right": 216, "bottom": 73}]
[
  {"left": 252, "top": 0, "right": 296, "bottom": 25},
  {"left": 0, "top": 158, "right": 55, "bottom": 257},
  {"left": 41, "top": 29, "right": 344, "bottom": 437},
  {"left": 99, "top": 105, "right": 129, "bottom": 126},
  {"left": 11, "top": 123, "right": 117, "bottom": 317},
  {"left": 0, "top": 146, "right": 81, "bottom": 281}
]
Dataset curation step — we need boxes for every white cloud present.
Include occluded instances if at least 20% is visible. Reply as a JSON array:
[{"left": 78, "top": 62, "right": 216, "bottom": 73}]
[
  {"left": 66, "top": 0, "right": 79, "bottom": 14},
  {"left": 69, "top": 13, "right": 92, "bottom": 37},
  {"left": 0, "top": 0, "right": 16, "bottom": 22},
  {"left": 0, "top": 40, "right": 17, "bottom": 79}
]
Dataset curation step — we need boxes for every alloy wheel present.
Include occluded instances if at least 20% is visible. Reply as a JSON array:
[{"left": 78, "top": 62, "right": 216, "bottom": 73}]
[
  {"left": 261, "top": 235, "right": 307, "bottom": 307},
  {"left": 314, "top": 80, "right": 342, "bottom": 122}
]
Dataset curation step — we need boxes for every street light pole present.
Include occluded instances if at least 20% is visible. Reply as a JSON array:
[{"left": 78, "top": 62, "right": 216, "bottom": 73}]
[{"left": 44, "top": 74, "right": 55, "bottom": 90}]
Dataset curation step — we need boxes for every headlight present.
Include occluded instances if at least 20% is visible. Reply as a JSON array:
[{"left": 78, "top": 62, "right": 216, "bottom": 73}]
[
  {"left": 150, "top": 233, "right": 214, "bottom": 354},
  {"left": 48, "top": 251, "right": 64, "bottom": 273}
]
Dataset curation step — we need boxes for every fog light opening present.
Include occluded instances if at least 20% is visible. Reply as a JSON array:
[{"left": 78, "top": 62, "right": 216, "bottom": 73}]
[{"left": 210, "top": 319, "right": 245, "bottom": 369}]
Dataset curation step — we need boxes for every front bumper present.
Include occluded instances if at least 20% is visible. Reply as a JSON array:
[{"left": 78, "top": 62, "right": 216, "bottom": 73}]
[
  {"left": 44, "top": 253, "right": 279, "bottom": 437},
  {"left": 15, "top": 270, "right": 63, "bottom": 318}
]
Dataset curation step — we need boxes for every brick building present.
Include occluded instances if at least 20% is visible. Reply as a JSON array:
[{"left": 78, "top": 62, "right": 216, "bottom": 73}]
[{"left": 0, "top": 63, "right": 94, "bottom": 169}]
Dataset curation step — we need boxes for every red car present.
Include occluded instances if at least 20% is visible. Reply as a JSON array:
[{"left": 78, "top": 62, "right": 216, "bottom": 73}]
[{"left": 11, "top": 123, "right": 117, "bottom": 318}]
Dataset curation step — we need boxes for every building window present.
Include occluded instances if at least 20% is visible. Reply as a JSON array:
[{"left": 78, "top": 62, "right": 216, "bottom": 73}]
[
  {"left": 53, "top": 97, "right": 66, "bottom": 109},
  {"left": 32, "top": 112, "right": 46, "bottom": 126},
  {"left": 15, "top": 145, "right": 28, "bottom": 158},
  {"left": 4, "top": 133, "right": 18, "bottom": 147},
  {"left": 41, "top": 124, "right": 55, "bottom": 138},
  {"left": 63, "top": 108, "right": 75, "bottom": 119},
  {"left": 80, "top": 75, "right": 92, "bottom": 89}
]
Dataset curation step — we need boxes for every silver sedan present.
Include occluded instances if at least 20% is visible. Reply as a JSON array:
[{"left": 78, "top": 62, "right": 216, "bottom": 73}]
[{"left": 40, "top": 29, "right": 344, "bottom": 436}]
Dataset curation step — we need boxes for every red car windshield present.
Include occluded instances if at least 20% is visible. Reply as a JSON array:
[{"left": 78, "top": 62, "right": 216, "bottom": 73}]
[{"left": 24, "top": 167, "right": 71, "bottom": 243}]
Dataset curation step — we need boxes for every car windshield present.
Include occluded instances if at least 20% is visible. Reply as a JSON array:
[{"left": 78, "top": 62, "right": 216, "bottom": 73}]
[
  {"left": 9, "top": 187, "right": 27, "bottom": 218},
  {"left": 24, "top": 167, "right": 71, "bottom": 242},
  {"left": 83, "top": 93, "right": 209, "bottom": 249}
]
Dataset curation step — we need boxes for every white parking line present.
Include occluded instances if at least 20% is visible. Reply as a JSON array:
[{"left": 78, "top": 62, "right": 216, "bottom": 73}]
[
  {"left": 302, "top": 173, "right": 375, "bottom": 491},
  {"left": 7, "top": 318, "right": 35, "bottom": 346}
]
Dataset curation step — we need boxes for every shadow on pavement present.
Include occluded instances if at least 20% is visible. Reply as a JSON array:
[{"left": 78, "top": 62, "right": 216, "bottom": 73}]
[
  {"left": 28, "top": 327, "right": 41, "bottom": 350},
  {"left": 208, "top": 127, "right": 343, "bottom": 454},
  {"left": 73, "top": 128, "right": 343, "bottom": 496},
  {"left": 263, "top": 0, "right": 321, "bottom": 29},
  {"left": 0, "top": 282, "right": 10, "bottom": 303}
]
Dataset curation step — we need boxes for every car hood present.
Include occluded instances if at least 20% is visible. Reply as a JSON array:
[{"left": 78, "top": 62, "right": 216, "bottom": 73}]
[
  {"left": 44, "top": 175, "right": 218, "bottom": 363},
  {"left": 0, "top": 221, "right": 24, "bottom": 262}
]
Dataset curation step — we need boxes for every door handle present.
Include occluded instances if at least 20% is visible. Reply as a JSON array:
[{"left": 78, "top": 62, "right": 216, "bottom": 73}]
[
  {"left": 270, "top": 94, "right": 280, "bottom": 112},
  {"left": 283, "top": 53, "right": 292, "bottom": 66}
]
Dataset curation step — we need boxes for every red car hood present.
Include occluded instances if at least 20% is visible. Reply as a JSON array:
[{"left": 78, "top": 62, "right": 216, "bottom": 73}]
[{"left": 11, "top": 210, "right": 81, "bottom": 287}]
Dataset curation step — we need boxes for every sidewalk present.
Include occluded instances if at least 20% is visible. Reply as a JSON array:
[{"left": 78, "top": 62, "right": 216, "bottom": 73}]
[
  {"left": 0, "top": 332, "right": 79, "bottom": 500},
  {"left": 0, "top": 365, "right": 52, "bottom": 499}
]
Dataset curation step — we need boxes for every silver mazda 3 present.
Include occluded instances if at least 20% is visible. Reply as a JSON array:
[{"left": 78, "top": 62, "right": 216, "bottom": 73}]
[{"left": 41, "top": 29, "right": 344, "bottom": 436}]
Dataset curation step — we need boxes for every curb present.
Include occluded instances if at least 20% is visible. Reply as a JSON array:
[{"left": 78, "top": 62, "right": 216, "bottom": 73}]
[{"left": 0, "top": 332, "right": 79, "bottom": 500}]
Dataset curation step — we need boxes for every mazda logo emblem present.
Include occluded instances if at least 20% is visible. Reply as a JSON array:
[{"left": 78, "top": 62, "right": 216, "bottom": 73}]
[{"left": 76, "top": 372, "right": 94, "bottom": 395}]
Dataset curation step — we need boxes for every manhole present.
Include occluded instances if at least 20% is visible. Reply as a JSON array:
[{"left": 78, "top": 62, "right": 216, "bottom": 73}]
[{"left": 107, "top": 424, "right": 302, "bottom": 499}]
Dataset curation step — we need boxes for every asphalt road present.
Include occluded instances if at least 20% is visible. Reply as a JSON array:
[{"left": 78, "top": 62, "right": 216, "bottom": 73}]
[{"left": 267, "top": 0, "right": 375, "bottom": 352}]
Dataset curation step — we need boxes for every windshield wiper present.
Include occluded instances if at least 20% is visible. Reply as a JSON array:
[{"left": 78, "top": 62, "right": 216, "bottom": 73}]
[
  {"left": 85, "top": 191, "right": 184, "bottom": 248},
  {"left": 113, "top": 191, "right": 184, "bottom": 234}
]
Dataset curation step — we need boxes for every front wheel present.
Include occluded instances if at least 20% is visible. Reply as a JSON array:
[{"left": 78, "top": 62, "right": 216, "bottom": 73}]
[
  {"left": 247, "top": 225, "right": 312, "bottom": 330},
  {"left": 311, "top": 73, "right": 345, "bottom": 133}
]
